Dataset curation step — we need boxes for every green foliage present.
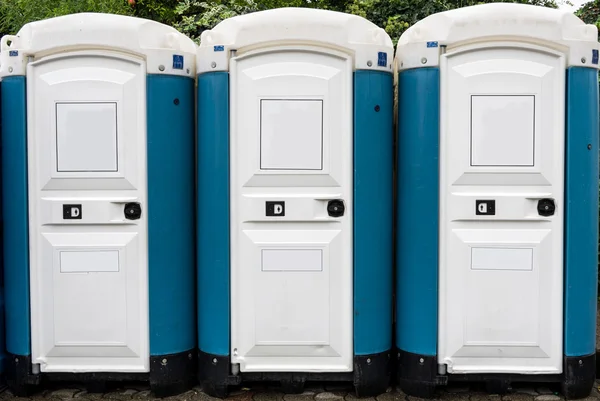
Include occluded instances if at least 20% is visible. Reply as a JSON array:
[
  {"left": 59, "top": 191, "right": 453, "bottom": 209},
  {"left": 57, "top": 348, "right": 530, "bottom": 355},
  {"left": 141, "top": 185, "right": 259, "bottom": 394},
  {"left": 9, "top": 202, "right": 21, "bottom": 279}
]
[
  {"left": 346, "top": 0, "right": 442, "bottom": 43},
  {"left": 174, "top": 0, "right": 259, "bottom": 41},
  {"left": 254, "top": 0, "right": 350, "bottom": 10},
  {"left": 0, "top": 0, "right": 132, "bottom": 35},
  {"left": 132, "top": 0, "right": 179, "bottom": 26},
  {"left": 256, "top": 0, "right": 317, "bottom": 9}
]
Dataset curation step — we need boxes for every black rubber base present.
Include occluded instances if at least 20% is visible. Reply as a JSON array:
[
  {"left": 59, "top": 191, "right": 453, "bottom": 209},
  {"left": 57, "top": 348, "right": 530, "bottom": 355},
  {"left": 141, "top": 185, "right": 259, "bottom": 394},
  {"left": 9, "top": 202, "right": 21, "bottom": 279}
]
[
  {"left": 561, "top": 354, "right": 595, "bottom": 399},
  {"left": 198, "top": 349, "right": 391, "bottom": 398},
  {"left": 6, "top": 353, "right": 42, "bottom": 397},
  {"left": 198, "top": 351, "right": 239, "bottom": 398},
  {"left": 397, "top": 349, "right": 596, "bottom": 399},
  {"left": 7, "top": 350, "right": 196, "bottom": 397},
  {"left": 396, "top": 349, "right": 439, "bottom": 398},
  {"left": 353, "top": 351, "right": 391, "bottom": 397},
  {"left": 149, "top": 350, "right": 196, "bottom": 397}
]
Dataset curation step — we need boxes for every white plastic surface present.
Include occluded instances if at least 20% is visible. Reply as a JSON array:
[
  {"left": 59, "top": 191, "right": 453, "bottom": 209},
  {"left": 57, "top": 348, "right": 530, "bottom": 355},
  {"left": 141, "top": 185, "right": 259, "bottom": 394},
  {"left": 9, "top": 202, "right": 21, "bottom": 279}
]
[
  {"left": 59, "top": 250, "right": 120, "bottom": 273},
  {"left": 471, "top": 95, "right": 535, "bottom": 166},
  {"left": 438, "top": 44, "right": 564, "bottom": 374},
  {"left": 56, "top": 102, "right": 118, "bottom": 172},
  {"left": 261, "top": 249, "right": 323, "bottom": 272},
  {"left": 0, "top": 13, "right": 196, "bottom": 76},
  {"left": 28, "top": 51, "right": 149, "bottom": 372},
  {"left": 260, "top": 100, "right": 323, "bottom": 170},
  {"left": 471, "top": 248, "right": 534, "bottom": 271},
  {"left": 230, "top": 48, "right": 353, "bottom": 372},
  {"left": 395, "top": 3, "right": 599, "bottom": 70},
  {"left": 197, "top": 8, "right": 393, "bottom": 73}
]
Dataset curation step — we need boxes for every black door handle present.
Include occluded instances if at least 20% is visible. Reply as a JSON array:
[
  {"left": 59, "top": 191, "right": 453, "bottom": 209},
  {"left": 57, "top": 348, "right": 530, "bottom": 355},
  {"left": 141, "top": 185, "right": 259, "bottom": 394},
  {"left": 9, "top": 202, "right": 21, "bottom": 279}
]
[
  {"left": 537, "top": 199, "right": 555, "bottom": 217},
  {"left": 327, "top": 200, "right": 345, "bottom": 217},
  {"left": 124, "top": 202, "right": 142, "bottom": 220}
]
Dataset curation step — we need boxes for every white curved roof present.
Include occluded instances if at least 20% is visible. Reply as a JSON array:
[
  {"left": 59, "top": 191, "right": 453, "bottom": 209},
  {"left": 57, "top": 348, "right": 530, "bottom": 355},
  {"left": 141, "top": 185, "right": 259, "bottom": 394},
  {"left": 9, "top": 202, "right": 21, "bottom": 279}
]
[
  {"left": 398, "top": 3, "right": 597, "bottom": 49},
  {"left": 395, "top": 3, "right": 599, "bottom": 70},
  {"left": 11, "top": 12, "right": 196, "bottom": 56},
  {"left": 197, "top": 8, "right": 394, "bottom": 73},
  {"left": 200, "top": 8, "right": 392, "bottom": 50}
]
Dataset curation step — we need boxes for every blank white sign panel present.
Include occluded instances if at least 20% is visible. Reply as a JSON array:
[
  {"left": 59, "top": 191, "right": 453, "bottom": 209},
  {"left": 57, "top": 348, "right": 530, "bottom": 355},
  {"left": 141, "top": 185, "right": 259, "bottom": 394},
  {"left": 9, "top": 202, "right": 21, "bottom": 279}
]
[
  {"left": 471, "top": 95, "right": 535, "bottom": 167},
  {"left": 56, "top": 102, "right": 118, "bottom": 172},
  {"left": 261, "top": 249, "right": 323, "bottom": 272},
  {"left": 60, "top": 250, "right": 120, "bottom": 273},
  {"left": 260, "top": 100, "right": 323, "bottom": 170},
  {"left": 471, "top": 247, "right": 533, "bottom": 271}
]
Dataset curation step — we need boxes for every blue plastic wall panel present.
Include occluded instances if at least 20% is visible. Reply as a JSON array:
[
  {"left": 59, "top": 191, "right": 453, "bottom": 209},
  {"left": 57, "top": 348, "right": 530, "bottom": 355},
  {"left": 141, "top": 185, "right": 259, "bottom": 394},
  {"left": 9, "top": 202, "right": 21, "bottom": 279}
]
[
  {"left": 147, "top": 75, "right": 196, "bottom": 356},
  {"left": 353, "top": 70, "right": 394, "bottom": 356},
  {"left": 1, "top": 76, "right": 30, "bottom": 357},
  {"left": 0, "top": 81, "right": 6, "bottom": 372},
  {"left": 395, "top": 68, "right": 440, "bottom": 357},
  {"left": 563, "top": 67, "right": 599, "bottom": 357},
  {"left": 197, "top": 72, "right": 230, "bottom": 356}
]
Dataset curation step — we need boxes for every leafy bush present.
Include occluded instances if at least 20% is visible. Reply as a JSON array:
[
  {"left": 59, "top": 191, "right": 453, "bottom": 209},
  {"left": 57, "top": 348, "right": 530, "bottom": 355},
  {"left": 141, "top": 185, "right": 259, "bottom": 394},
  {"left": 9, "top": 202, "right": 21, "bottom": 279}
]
[
  {"left": 174, "top": 0, "right": 259, "bottom": 42},
  {"left": 0, "top": 0, "right": 132, "bottom": 35}
]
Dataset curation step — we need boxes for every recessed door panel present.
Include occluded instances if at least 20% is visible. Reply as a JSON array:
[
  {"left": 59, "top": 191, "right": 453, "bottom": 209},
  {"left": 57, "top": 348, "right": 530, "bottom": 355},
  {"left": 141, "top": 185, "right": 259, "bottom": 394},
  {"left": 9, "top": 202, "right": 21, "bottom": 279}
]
[
  {"left": 439, "top": 46, "right": 564, "bottom": 374},
  {"left": 230, "top": 49, "right": 353, "bottom": 372},
  {"left": 28, "top": 52, "right": 148, "bottom": 372}
]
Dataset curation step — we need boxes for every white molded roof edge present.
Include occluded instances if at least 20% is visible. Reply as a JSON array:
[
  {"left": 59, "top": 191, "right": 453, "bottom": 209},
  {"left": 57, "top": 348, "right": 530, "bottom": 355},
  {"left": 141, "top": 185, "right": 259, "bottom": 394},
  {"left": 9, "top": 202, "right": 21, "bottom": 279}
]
[
  {"left": 1, "top": 13, "right": 197, "bottom": 77},
  {"left": 197, "top": 8, "right": 394, "bottom": 74},
  {"left": 395, "top": 3, "right": 600, "bottom": 70}
]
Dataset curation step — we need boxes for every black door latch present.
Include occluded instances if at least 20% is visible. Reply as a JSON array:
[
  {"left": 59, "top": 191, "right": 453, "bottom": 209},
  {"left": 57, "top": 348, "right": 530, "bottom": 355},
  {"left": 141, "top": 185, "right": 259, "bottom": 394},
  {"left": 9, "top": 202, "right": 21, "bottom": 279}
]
[
  {"left": 537, "top": 199, "right": 555, "bottom": 217},
  {"left": 124, "top": 202, "right": 142, "bottom": 220},
  {"left": 327, "top": 200, "right": 345, "bottom": 217}
]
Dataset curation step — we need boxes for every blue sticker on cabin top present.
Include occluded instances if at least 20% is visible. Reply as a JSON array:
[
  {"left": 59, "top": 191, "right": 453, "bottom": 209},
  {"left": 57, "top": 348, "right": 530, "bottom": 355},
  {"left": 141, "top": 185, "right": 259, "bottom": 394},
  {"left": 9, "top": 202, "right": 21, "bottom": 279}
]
[
  {"left": 8, "top": 51, "right": 17, "bottom": 57},
  {"left": 592, "top": 49, "right": 598, "bottom": 65},
  {"left": 427, "top": 41, "right": 439, "bottom": 48},
  {"left": 172, "top": 54, "right": 184, "bottom": 70},
  {"left": 214, "top": 45, "right": 225, "bottom": 52},
  {"left": 377, "top": 52, "right": 387, "bottom": 67}
]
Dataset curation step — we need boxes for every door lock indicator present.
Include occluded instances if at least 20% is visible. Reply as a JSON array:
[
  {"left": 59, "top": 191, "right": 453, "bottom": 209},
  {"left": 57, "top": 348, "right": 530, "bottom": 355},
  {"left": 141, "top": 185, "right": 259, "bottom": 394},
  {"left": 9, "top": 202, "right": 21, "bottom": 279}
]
[
  {"left": 327, "top": 200, "right": 345, "bottom": 217},
  {"left": 537, "top": 199, "right": 555, "bottom": 217},
  {"left": 63, "top": 204, "right": 82, "bottom": 220},
  {"left": 266, "top": 201, "right": 285, "bottom": 217},
  {"left": 124, "top": 202, "right": 142, "bottom": 220},
  {"left": 475, "top": 200, "right": 495, "bottom": 216}
]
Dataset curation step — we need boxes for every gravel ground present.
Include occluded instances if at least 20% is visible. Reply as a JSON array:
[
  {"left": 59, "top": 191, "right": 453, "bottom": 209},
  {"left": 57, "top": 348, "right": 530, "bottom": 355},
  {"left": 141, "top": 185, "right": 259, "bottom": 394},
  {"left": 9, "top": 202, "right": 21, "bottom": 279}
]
[{"left": 1, "top": 382, "right": 599, "bottom": 401}]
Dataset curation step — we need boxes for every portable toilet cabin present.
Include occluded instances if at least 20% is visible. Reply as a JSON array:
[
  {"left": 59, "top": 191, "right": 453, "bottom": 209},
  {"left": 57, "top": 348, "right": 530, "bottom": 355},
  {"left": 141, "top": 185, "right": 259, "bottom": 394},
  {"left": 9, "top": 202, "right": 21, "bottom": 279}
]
[
  {"left": 196, "top": 8, "right": 394, "bottom": 397},
  {"left": 0, "top": 13, "right": 197, "bottom": 396},
  {"left": 395, "top": 3, "right": 599, "bottom": 398}
]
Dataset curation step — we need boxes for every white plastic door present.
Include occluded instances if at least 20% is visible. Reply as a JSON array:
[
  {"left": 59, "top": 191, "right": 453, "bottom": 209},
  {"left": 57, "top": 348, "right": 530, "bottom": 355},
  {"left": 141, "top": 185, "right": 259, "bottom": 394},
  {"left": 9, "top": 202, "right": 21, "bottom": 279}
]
[
  {"left": 28, "top": 51, "right": 149, "bottom": 372},
  {"left": 439, "top": 44, "right": 565, "bottom": 374},
  {"left": 230, "top": 47, "right": 353, "bottom": 372}
]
